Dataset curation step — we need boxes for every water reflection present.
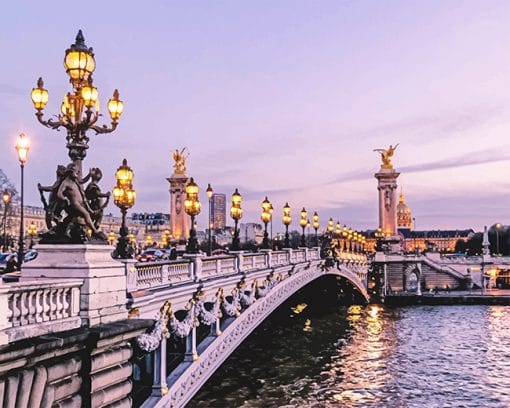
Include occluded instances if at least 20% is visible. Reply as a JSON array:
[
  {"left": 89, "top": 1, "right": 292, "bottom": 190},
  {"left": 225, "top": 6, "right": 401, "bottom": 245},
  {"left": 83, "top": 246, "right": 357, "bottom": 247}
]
[{"left": 189, "top": 304, "right": 510, "bottom": 408}]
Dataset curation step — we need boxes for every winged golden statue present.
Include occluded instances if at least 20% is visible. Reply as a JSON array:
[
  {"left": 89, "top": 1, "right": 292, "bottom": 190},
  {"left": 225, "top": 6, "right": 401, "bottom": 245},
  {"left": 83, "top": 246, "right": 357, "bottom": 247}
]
[
  {"left": 172, "top": 147, "right": 189, "bottom": 175},
  {"left": 373, "top": 143, "right": 399, "bottom": 169}
]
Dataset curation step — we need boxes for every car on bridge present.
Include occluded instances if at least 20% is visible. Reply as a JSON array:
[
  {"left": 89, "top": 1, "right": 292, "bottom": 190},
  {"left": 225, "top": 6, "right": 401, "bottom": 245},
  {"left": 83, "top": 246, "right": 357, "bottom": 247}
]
[{"left": 137, "top": 249, "right": 165, "bottom": 262}]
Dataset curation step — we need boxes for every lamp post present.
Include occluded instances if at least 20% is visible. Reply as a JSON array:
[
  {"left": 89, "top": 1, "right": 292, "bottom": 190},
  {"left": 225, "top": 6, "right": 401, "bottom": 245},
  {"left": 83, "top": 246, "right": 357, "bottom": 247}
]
[
  {"left": 299, "top": 208, "right": 307, "bottom": 247},
  {"left": 283, "top": 203, "right": 291, "bottom": 248},
  {"left": 112, "top": 159, "right": 136, "bottom": 259},
  {"left": 230, "top": 189, "right": 243, "bottom": 251},
  {"left": 2, "top": 191, "right": 11, "bottom": 252},
  {"left": 27, "top": 222, "right": 37, "bottom": 249},
  {"left": 184, "top": 178, "right": 201, "bottom": 254},
  {"left": 261, "top": 197, "right": 272, "bottom": 250},
  {"left": 327, "top": 218, "right": 334, "bottom": 237},
  {"left": 31, "top": 30, "right": 123, "bottom": 178},
  {"left": 15, "top": 133, "right": 29, "bottom": 269},
  {"left": 375, "top": 227, "right": 384, "bottom": 252},
  {"left": 312, "top": 211, "right": 319, "bottom": 247},
  {"left": 269, "top": 203, "right": 274, "bottom": 248},
  {"left": 495, "top": 223, "right": 502, "bottom": 256},
  {"left": 206, "top": 184, "right": 213, "bottom": 255}
]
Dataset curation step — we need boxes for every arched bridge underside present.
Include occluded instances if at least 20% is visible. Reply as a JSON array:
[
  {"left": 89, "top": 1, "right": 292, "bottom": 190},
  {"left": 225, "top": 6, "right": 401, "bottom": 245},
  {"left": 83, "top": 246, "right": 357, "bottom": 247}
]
[{"left": 143, "top": 260, "right": 368, "bottom": 408}]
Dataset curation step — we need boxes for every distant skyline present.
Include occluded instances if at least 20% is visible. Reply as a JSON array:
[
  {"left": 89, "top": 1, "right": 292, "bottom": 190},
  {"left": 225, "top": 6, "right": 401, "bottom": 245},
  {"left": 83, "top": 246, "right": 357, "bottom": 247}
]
[{"left": 1, "top": 1, "right": 510, "bottom": 233}]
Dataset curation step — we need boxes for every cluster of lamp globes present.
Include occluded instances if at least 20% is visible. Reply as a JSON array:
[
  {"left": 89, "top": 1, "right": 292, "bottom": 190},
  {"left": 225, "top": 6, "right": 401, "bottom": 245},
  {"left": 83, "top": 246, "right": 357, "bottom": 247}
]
[
  {"left": 30, "top": 30, "right": 123, "bottom": 133},
  {"left": 327, "top": 218, "right": 367, "bottom": 248}
]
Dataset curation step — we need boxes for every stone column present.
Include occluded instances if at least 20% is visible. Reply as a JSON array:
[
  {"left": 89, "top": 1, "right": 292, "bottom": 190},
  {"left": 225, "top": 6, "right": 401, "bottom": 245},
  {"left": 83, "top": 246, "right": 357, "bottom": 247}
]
[
  {"left": 167, "top": 173, "right": 190, "bottom": 241},
  {"left": 374, "top": 168, "right": 400, "bottom": 237}
]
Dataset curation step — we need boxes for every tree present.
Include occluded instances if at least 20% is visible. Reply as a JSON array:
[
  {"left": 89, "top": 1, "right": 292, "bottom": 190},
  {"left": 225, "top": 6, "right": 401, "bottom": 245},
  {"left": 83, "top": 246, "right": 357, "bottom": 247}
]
[{"left": 0, "top": 169, "right": 18, "bottom": 202}]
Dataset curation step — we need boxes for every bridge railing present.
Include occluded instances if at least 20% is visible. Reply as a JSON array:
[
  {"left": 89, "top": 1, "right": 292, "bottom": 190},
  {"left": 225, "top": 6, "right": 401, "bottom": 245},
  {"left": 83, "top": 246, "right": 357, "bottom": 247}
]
[
  {"left": 0, "top": 279, "right": 82, "bottom": 345},
  {"left": 241, "top": 253, "right": 268, "bottom": 271},
  {"left": 127, "top": 260, "right": 193, "bottom": 291},
  {"left": 129, "top": 248, "right": 324, "bottom": 293}
]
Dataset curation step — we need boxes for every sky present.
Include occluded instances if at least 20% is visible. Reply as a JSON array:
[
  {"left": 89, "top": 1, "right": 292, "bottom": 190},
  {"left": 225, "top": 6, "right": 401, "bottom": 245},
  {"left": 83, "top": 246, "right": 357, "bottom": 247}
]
[{"left": 1, "top": 0, "right": 510, "bottom": 233}]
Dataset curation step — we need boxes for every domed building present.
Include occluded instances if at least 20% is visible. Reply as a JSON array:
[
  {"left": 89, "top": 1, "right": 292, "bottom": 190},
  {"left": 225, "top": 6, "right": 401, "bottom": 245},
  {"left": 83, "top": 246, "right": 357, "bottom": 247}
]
[{"left": 397, "top": 190, "right": 412, "bottom": 230}]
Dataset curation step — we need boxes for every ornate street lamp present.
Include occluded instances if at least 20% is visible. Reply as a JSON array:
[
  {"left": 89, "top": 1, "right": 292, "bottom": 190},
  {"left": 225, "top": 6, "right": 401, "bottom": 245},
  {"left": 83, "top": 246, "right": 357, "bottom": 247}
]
[
  {"left": 15, "top": 133, "right": 29, "bottom": 269},
  {"left": 184, "top": 178, "right": 201, "bottom": 253},
  {"left": 375, "top": 227, "right": 384, "bottom": 251},
  {"left": 230, "top": 189, "right": 243, "bottom": 251},
  {"left": 31, "top": 30, "right": 123, "bottom": 243},
  {"left": 261, "top": 197, "right": 272, "bottom": 249},
  {"left": 269, "top": 203, "right": 274, "bottom": 247},
  {"left": 31, "top": 31, "right": 123, "bottom": 175},
  {"left": 112, "top": 159, "right": 136, "bottom": 258},
  {"left": 283, "top": 203, "right": 291, "bottom": 248},
  {"left": 327, "top": 218, "right": 334, "bottom": 236},
  {"left": 145, "top": 235, "right": 153, "bottom": 248},
  {"left": 312, "top": 212, "right": 319, "bottom": 247},
  {"left": 2, "top": 191, "right": 11, "bottom": 252},
  {"left": 27, "top": 222, "right": 37, "bottom": 249},
  {"left": 299, "top": 208, "right": 307, "bottom": 247},
  {"left": 206, "top": 184, "right": 213, "bottom": 255}
]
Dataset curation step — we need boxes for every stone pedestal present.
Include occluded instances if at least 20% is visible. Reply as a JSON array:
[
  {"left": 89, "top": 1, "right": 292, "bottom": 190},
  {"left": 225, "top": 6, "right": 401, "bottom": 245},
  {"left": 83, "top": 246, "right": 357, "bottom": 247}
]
[
  {"left": 375, "top": 168, "right": 400, "bottom": 240},
  {"left": 21, "top": 244, "right": 128, "bottom": 326},
  {"left": 167, "top": 173, "right": 190, "bottom": 241}
]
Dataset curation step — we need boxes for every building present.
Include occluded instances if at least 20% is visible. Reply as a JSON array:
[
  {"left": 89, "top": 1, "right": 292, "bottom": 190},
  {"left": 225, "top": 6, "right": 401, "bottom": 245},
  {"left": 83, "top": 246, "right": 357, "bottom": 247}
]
[
  {"left": 211, "top": 194, "right": 226, "bottom": 230},
  {"left": 239, "top": 223, "right": 264, "bottom": 244},
  {"left": 397, "top": 190, "right": 412, "bottom": 230}
]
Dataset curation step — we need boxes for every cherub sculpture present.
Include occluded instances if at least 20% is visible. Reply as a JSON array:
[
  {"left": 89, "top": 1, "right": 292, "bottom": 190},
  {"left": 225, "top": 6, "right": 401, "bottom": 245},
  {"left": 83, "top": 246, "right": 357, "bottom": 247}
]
[{"left": 374, "top": 144, "right": 399, "bottom": 168}]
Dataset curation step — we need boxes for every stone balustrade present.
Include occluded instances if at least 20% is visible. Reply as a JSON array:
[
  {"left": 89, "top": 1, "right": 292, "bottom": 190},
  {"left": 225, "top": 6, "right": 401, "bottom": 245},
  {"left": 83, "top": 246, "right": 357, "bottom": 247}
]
[
  {"left": 128, "top": 260, "right": 192, "bottom": 291},
  {"left": 0, "top": 279, "right": 82, "bottom": 345},
  {"left": 129, "top": 248, "right": 324, "bottom": 294}
]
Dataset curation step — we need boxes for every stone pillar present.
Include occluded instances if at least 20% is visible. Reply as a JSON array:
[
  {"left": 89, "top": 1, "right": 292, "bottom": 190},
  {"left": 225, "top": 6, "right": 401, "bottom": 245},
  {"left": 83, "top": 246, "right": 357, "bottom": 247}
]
[
  {"left": 21, "top": 244, "right": 128, "bottom": 326},
  {"left": 167, "top": 173, "right": 190, "bottom": 241},
  {"left": 374, "top": 169, "right": 400, "bottom": 237}
]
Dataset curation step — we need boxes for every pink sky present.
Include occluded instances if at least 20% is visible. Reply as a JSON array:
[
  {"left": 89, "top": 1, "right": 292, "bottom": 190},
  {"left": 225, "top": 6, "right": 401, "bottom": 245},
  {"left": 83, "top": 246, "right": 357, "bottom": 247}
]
[{"left": 1, "top": 0, "right": 510, "bottom": 232}]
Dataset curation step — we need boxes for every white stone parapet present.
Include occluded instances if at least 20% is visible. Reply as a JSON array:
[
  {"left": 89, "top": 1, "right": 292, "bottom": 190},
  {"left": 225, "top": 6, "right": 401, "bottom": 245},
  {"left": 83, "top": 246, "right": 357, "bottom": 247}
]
[{"left": 0, "top": 279, "right": 82, "bottom": 345}]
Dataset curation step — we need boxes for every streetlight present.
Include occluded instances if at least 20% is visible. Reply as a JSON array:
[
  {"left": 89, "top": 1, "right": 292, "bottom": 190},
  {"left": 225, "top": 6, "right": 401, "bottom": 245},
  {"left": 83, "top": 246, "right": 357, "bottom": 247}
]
[
  {"left": 230, "top": 189, "right": 243, "bottom": 251},
  {"left": 375, "top": 227, "right": 384, "bottom": 251},
  {"left": 299, "top": 208, "right": 307, "bottom": 247},
  {"left": 283, "top": 203, "right": 291, "bottom": 248},
  {"left": 145, "top": 235, "right": 153, "bottom": 248},
  {"left": 31, "top": 30, "right": 123, "bottom": 242},
  {"left": 15, "top": 133, "right": 29, "bottom": 269},
  {"left": 2, "top": 191, "right": 11, "bottom": 252},
  {"left": 27, "top": 222, "right": 37, "bottom": 249},
  {"left": 269, "top": 203, "right": 274, "bottom": 247},
  {"left": 112, "top": 159, "right": 136, "bottom": 258},
  {"left": 261, "top": 197, "right": 272, "bottom": 249},
  {"left": 206, "top": 184, "right": 213, "bottom": 255},
  {"left": 312, "top": 212, "right": 319, "bottom": 247},
  {"left": 184, "top": 178, "right": 201, "bottom": 253},
  {"left": 496, "top": 223, "right": 502, "bottom": 256},
  {"left": 31, "top": 31, "right": 123, "bottom": 177},
  {"left": 327, "top": 218, "right": 334, "bottom": 236},
  {"left": 107, "top": 231, "right": 115, "bottom": 245}
]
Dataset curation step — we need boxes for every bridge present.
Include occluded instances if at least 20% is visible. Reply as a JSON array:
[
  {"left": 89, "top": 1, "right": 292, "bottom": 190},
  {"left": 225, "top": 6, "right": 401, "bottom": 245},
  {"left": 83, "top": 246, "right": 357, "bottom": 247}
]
[{"left": 0, "top": 245, "right": 368, "bottom": 408}]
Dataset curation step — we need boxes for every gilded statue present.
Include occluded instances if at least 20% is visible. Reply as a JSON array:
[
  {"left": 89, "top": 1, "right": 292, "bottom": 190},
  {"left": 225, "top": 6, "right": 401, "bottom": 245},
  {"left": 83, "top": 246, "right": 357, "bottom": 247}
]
[
  {"left": 172, "top": 147, "right": 189, "bottom": 175},
  {"left": 373, "top": 143, "right": 399, "bottom": 169}
]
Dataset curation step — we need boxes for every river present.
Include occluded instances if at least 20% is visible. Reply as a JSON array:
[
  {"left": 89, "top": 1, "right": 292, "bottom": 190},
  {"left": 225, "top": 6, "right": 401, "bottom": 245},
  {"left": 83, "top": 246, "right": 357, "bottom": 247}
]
[{"left": 189, "top": 284, "right": 510, "bottom": 407}]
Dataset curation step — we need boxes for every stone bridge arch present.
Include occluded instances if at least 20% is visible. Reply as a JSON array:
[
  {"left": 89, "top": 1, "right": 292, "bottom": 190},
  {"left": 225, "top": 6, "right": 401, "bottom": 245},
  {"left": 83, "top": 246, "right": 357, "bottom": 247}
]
[{"left": 141, "top": 261, "right": 368, "bottom": 408}]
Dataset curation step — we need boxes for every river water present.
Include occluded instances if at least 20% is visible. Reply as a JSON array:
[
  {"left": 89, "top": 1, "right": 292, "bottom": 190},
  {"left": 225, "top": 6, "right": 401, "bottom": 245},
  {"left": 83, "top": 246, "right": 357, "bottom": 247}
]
[{"left": 189, "top": 287, "right": 510, "bottom": 408}]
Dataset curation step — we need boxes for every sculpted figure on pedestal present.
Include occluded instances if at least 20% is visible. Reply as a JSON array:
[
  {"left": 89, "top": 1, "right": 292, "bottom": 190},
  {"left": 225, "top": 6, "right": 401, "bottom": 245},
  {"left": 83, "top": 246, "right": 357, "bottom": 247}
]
[
  {"left": 374, "top": 143, "right": 399, "bottom": 169},
  {"left": 172, "top": 147, "right": 189, "bottom": 175}
]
